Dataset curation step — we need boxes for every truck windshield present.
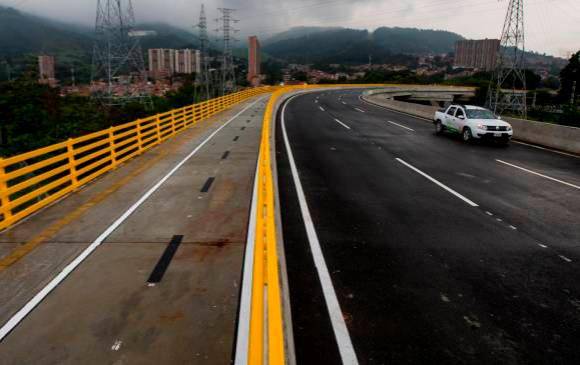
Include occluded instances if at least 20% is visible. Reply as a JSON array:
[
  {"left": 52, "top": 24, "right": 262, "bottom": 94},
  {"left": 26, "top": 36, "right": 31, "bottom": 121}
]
[{"left": 466, "top": 109, "right": 496, "bottom": 119}]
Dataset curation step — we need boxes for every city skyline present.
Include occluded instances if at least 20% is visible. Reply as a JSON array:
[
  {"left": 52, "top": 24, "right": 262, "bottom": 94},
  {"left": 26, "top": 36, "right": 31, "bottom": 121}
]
[{"left": 0, "top": 0, "right": 577, "bottom": 58}]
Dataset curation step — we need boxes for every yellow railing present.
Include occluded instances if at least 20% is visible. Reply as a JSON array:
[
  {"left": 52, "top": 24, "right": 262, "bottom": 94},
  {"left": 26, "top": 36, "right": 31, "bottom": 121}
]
[{"left": 0, "top": 86, "right": 275, "bottom": 231}]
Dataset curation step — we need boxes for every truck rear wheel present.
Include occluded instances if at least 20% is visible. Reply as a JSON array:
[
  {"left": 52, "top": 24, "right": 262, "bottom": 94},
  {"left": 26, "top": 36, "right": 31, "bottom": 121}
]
[{"left": 435, "top": 121, "right": 444, "bottom": 135}]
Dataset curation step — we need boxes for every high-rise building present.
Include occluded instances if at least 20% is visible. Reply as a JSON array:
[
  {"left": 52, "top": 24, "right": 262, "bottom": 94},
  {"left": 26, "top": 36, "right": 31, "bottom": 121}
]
[
  {"left": 148, "top": 49, "right": 175, "bottom": 78},
  {"left": 148, "top": 49, "right": 201, "bottom": 78},
  {"left": 174, "top": 49, "right": 201, "bottom": 75},
  {"left": 38, "top": 55, "right": 57, "bottom": 86},
  {"left": 247, "top": 36, "right": 261, "bottom": 86},
  {"left": 454, "top": 39, "right": 500, "bottom": 71}
]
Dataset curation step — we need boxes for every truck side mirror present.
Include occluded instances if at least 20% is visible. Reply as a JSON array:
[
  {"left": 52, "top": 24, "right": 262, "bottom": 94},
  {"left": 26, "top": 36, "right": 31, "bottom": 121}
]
[{"left": 458, "top": 115, "right": 465, "bottom": 120}]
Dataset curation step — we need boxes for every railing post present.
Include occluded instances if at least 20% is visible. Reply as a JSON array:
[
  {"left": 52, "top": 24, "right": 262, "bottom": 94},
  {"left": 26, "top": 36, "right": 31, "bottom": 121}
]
[
  {"left": 156, "top": 115, "right": 162, "bottom": 143},
  {"left": 0, "top": 158, "right": 13, "bottom": 224},
  {"left": 171, "top": 110, "right": 176, "bottom": 135},
  {"left": 109, "top": 126, "right": 118, "bottom": 168},
  {"left": 136, "top": 120, "right": 144, "bottom": 152},
  {"left": 66, "top": 138, "right": 80, "bottom": 190}
]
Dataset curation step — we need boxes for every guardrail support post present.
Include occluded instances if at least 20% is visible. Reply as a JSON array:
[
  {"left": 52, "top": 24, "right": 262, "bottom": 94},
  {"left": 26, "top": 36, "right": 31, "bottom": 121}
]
[
  {"left": 136, "top": 120, "right": 144, "bottom": 152},
  {"left": 66, "top": 138, "right": 80, "bottom": 190},
  {"left": 0, "top": 159, "right": 13, "bottom": 225},
  {"left": 109, "top": 127, "right": 118, "bottom": 169}
]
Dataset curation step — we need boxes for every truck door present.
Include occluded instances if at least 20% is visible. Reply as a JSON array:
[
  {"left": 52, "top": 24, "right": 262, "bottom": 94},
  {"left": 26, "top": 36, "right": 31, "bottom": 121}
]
[
  {"left": 445, "top": 107, "right": 457, "bottom": 131},
  {"left": 454, "top": 107, "right": 467, "bottom": 131}
]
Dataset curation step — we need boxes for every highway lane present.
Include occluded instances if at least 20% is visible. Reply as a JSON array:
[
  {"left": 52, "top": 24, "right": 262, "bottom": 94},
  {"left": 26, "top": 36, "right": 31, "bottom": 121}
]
[{"left": 276, "top": 90, "right": 580, "bottom": 364}]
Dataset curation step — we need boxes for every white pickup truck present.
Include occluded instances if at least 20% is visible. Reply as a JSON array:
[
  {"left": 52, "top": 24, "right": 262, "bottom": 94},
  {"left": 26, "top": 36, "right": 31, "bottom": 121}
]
[{"left": 433, "top": 105, "right": 513, "bottom": 145}]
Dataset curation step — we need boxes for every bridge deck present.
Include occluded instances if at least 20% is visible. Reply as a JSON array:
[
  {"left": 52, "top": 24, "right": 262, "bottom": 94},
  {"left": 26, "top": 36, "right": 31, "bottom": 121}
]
[{"left": 0, "top": 96, "right": 268, "bottom": 364}]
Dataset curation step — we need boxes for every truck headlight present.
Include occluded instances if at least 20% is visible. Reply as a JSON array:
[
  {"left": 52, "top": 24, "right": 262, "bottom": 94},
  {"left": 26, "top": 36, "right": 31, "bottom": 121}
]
[{"left": 477, "top": 124, "right": 487, "bottom": 130}]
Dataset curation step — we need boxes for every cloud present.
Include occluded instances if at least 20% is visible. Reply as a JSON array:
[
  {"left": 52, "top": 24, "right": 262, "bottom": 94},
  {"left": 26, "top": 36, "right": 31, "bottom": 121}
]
[{"left": 0, "top": 0, "right": 578, "bottom": 56}]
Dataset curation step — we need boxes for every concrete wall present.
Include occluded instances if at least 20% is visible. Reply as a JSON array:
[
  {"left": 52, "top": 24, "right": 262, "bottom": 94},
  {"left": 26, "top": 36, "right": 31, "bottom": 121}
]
[{"left": 363, "top": 93, "right": 580, "bottom": 155}]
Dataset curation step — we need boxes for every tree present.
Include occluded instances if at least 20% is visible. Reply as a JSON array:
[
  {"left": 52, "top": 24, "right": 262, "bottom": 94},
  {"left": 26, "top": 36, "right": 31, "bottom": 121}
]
[{"left": 559, "top": 51, "right": 580, "bottom": 104}]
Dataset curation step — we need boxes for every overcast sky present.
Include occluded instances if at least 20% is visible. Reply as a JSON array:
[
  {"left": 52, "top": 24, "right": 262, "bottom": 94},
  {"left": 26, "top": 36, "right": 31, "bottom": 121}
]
[{"left": 1, "top": 0, "right": 578, "bottom": 57}]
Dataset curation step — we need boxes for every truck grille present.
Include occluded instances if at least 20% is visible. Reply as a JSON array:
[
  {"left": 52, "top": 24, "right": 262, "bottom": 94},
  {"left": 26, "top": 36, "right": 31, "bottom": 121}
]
[{"left": 486, "top": 126, "right": 507, "bottom": 131}]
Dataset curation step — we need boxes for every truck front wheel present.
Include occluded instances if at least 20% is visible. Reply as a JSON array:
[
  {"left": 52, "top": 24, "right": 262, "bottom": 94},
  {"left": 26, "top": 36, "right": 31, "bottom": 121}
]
[{"left": 462, "top": 128, "right": 473, "bottom": 143}]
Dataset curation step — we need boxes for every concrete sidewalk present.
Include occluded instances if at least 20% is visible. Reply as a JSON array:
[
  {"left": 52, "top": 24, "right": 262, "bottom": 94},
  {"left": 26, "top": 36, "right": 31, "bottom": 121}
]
[{"left": 0, "top": 95, "right": 269, "bottom": 364}]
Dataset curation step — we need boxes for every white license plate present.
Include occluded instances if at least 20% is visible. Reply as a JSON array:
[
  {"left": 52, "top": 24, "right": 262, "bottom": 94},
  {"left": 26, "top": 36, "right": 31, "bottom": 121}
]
[{"left": 494, "top": 132, "right": 502, "bottom": 137}]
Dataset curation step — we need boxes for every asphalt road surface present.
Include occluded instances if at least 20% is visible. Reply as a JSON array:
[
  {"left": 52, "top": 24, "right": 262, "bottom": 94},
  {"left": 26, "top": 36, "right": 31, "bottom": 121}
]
[{"left": 276, "top": 90, "right": 580, "bottom": 364}]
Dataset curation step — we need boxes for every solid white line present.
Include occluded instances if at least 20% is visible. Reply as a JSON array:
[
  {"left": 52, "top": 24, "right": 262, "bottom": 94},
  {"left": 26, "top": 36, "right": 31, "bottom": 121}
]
[
  {"left": 355, "top": 107, "right": 366, "bottom": 113},
  {"left": 282, "top": 97, "right": 359, "bottom": 364},
  {"left": 234, "top": 157, "right": 261, "bottom": 365},
  {"left": 386, "top": 120, "right": 415, "bottom": 132},
  {"left": 334, "top": 118, "right": 351, "bottom": 130},
  {"left": 496, "top": 159, "right": 580, "bottom": 190},
  {"left": 512, "top": 141, "right": 580, "bottom": 159},
  {"left": 395, "top": 158, "right": 479, "bottom": 207},
  {"left": 0, "top": 96, "right": 266, "bottom": 342},
  {"left": 559, "top": 255, "right": 573, "bottom": 263},
  {"left": 319, "top": 106, "right": 326, "bottom": 112}
]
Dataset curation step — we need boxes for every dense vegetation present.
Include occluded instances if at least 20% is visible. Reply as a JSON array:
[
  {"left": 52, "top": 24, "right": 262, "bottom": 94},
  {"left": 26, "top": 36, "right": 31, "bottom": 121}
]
[{"left": 0, "top": 72, "right": 205, "bottom": 157}]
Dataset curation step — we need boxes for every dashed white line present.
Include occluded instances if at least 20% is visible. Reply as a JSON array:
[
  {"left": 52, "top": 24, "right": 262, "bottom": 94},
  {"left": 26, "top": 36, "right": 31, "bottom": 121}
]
[
  {"left": 282, "top": 96, "right": 359, "bottom": 365},
  {"left": 485, "top": 211, "right": 494, "bottom": 216},
  {"left": 496, "top": 218, "right": 503, "bottom": 222},
  {"left": 0, "top": 97, "right": 267, "bottom": 342},
  {"left": 333, "top": 118, "right": 351, "bottom": 130},
  {"left": 355, "top": 107, "right": 366, "bottom": 113},
  {"left": 559, "top": 255, "right": 573, "bottom": 263},
  {"left": 496, "top": 159, "right": 580, "bottom": 190},
  {"left": 341, "top": 101, "right": 347, "bottom": 105},
  {"left": 386, "top": 120, "right": 415, "bottom": 132},
  {"left": 319, "top": 106, "right": 326, "bottom": 112},
  {"left": 538, "top": 243, "right": 548, "bottom": 248},
  {"left": 509, "top": 225, "right": 517, "bottom": 230},
  {"left": 395, "top": 158, "right": 479, "bottom": 207}
]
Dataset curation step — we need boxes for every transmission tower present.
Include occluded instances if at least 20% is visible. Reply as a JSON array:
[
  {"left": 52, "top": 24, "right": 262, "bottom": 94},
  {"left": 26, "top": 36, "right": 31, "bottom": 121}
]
[
  {"left": 91, "top": 0, "right": 151, "bottom": 107},
  {"left": 216, "top": 8, "right": 239, "bottom": 95},
  {"left": 487, "top": 0, "right": 527, "bottom": 118},
  {"left": 196, "top": 4, "right": 212, "bottom": 100}
]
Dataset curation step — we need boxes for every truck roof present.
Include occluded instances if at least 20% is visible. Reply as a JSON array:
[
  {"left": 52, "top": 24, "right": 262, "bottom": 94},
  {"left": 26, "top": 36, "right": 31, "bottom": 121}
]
[{"left": 449, "top": 104, "right": 487, "bottom": 110}]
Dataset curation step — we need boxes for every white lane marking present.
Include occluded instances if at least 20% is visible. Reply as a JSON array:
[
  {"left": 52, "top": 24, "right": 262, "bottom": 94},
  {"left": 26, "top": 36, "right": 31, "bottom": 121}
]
[
  {"left": 234, "top": 158, "right": 261, "bottom": 365},
  {"left": 111, "top": 340, "right": 123, "bottom": 351},
  {"left": 538, "top": 243, "right": 548, "bottom": 248},
  {"left": 282, "top": 97, "right": 359, "bottom": 364},
  {"left": 396, "top": 158, "right": 479, "bottom": 207},
  {"left": 509, "top": 225, "right": 517, "bottom": 230},
  {"left": 485, "top": 211, "right": 493, "bottom": 216},
  {"left": 319, "top": 106, "right": 326, "bottom": 112},
  {"left": 496, "top": 159, "right": 580, "bottom": 190},
  {"left": 0, "top": 97, "right": 266, "bottom": 342},
  {"left": 341, "top": 101, "right": 347, "bottom": 105},
  {"left": 559, "top": 255, "right": 573, "bottom": 263},
  {"left": 315, "top": 100, "right": 318, "bottom": 104},
  {"left": 334, "top": 118, "right": 351, "bottom": 130},
  {"left": 386, "top": 120, "right": 415, "bottom": 132},
  {"left": 355, "top": 107, "right": 366, "bottom": 113},
  {"left": 512, "top": 141, "right": 580, "bottom": 159},
  {"left": 496, "top": 218, "right": 503, "bottom": 222}
]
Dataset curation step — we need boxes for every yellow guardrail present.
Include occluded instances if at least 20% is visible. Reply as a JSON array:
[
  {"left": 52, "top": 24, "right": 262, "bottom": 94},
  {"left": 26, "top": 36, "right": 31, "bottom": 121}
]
[{"left": 0, "top": 86, "right": 275, "bottom": 232}]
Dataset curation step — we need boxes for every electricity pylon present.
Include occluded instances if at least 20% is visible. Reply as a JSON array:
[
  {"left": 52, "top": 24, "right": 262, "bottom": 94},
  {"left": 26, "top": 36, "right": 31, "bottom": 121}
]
[
  {"left": 91, "top": 0, "right": 151, "bottom": 107},
  {"left": 216, "top": 8, "right": 239, "bottom": 95},
  {"left": 488, "top": 0, "right": 527, "bottom": 118},
  {"left": 196, "top": 4, "right": 212, "bottom": 100}
]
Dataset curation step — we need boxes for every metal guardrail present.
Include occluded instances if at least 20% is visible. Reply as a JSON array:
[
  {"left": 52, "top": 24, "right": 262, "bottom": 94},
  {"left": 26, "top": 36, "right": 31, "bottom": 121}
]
[{"left": 0, "top": 86, "right": 275, "bottom": 232}]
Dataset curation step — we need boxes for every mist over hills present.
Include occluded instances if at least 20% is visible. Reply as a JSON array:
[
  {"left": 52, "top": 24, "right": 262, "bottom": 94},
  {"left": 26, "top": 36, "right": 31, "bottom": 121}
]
[{"left": 0, "top": 5, "right": 566, "bottom": 74}]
